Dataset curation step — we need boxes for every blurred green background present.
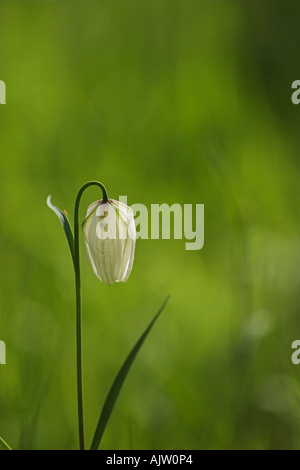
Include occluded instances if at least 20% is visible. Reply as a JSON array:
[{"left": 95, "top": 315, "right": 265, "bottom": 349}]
[{"left": 0, "top": 0, "right": 299, "bottom": 450}]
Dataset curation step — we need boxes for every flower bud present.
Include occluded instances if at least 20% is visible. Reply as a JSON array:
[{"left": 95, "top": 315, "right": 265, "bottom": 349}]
[{"left": 82, "top": 199, "right": 136, "bottom": 285}]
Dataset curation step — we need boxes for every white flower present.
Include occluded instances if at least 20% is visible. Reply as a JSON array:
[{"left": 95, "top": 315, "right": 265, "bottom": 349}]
[{"left": 82, "top": 199, "right": 136, "bottom": 285}]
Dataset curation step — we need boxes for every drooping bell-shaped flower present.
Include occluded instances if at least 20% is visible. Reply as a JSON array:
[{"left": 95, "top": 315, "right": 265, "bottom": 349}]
[{"left": 82, "top": 199, "right": 136, "bottom": 285}]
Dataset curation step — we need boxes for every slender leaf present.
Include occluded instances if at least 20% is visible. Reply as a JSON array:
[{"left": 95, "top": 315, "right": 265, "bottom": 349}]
[
  {"left": 0, "top": 435, "right": 12, "bottom": 450},
  {"left": 47, "top": 195, "right": 75, "bottom": 264},
  {"left": 90, "top": 296, "right": 169, "bottom": 450}
]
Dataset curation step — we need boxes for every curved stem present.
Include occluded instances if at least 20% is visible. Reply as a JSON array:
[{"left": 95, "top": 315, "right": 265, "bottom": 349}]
[{"left": 73, "top": 181, "right": 109, "bottom": 450}]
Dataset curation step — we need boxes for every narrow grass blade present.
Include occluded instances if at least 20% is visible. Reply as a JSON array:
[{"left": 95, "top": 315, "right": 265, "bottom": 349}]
[
  {"left": 90, "top": 296, "right": 169, "bottom": 450},
  {"left": 47, "top": 195, "right": 75, "bottom": 264},
  {"left": 0, "top": 435, "right": 12, "bottom": 450}
]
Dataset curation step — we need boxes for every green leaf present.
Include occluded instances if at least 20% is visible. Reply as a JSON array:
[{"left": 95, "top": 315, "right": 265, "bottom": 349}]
[
  {"left": 47, "top": 195, "right": 75, "bottom": 264},
  {"left": 0, "top": 435, "right": 12, "bottom": 450},
  {"left": 90, "top": 296, "right": 169, "bottom": 450}
]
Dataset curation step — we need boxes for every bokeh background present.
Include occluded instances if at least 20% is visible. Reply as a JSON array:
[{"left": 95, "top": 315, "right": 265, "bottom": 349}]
[{"left": 0, "top": 0, "right": 299, "bottom": 450}]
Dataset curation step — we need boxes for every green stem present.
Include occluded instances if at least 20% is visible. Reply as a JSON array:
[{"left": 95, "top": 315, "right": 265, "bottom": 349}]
[
  {"left": 73, "top": 181, "right": 109, "bottom": 450},
  {"left": 0, "top": 436, "right": 12, "bottom": 450}
]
